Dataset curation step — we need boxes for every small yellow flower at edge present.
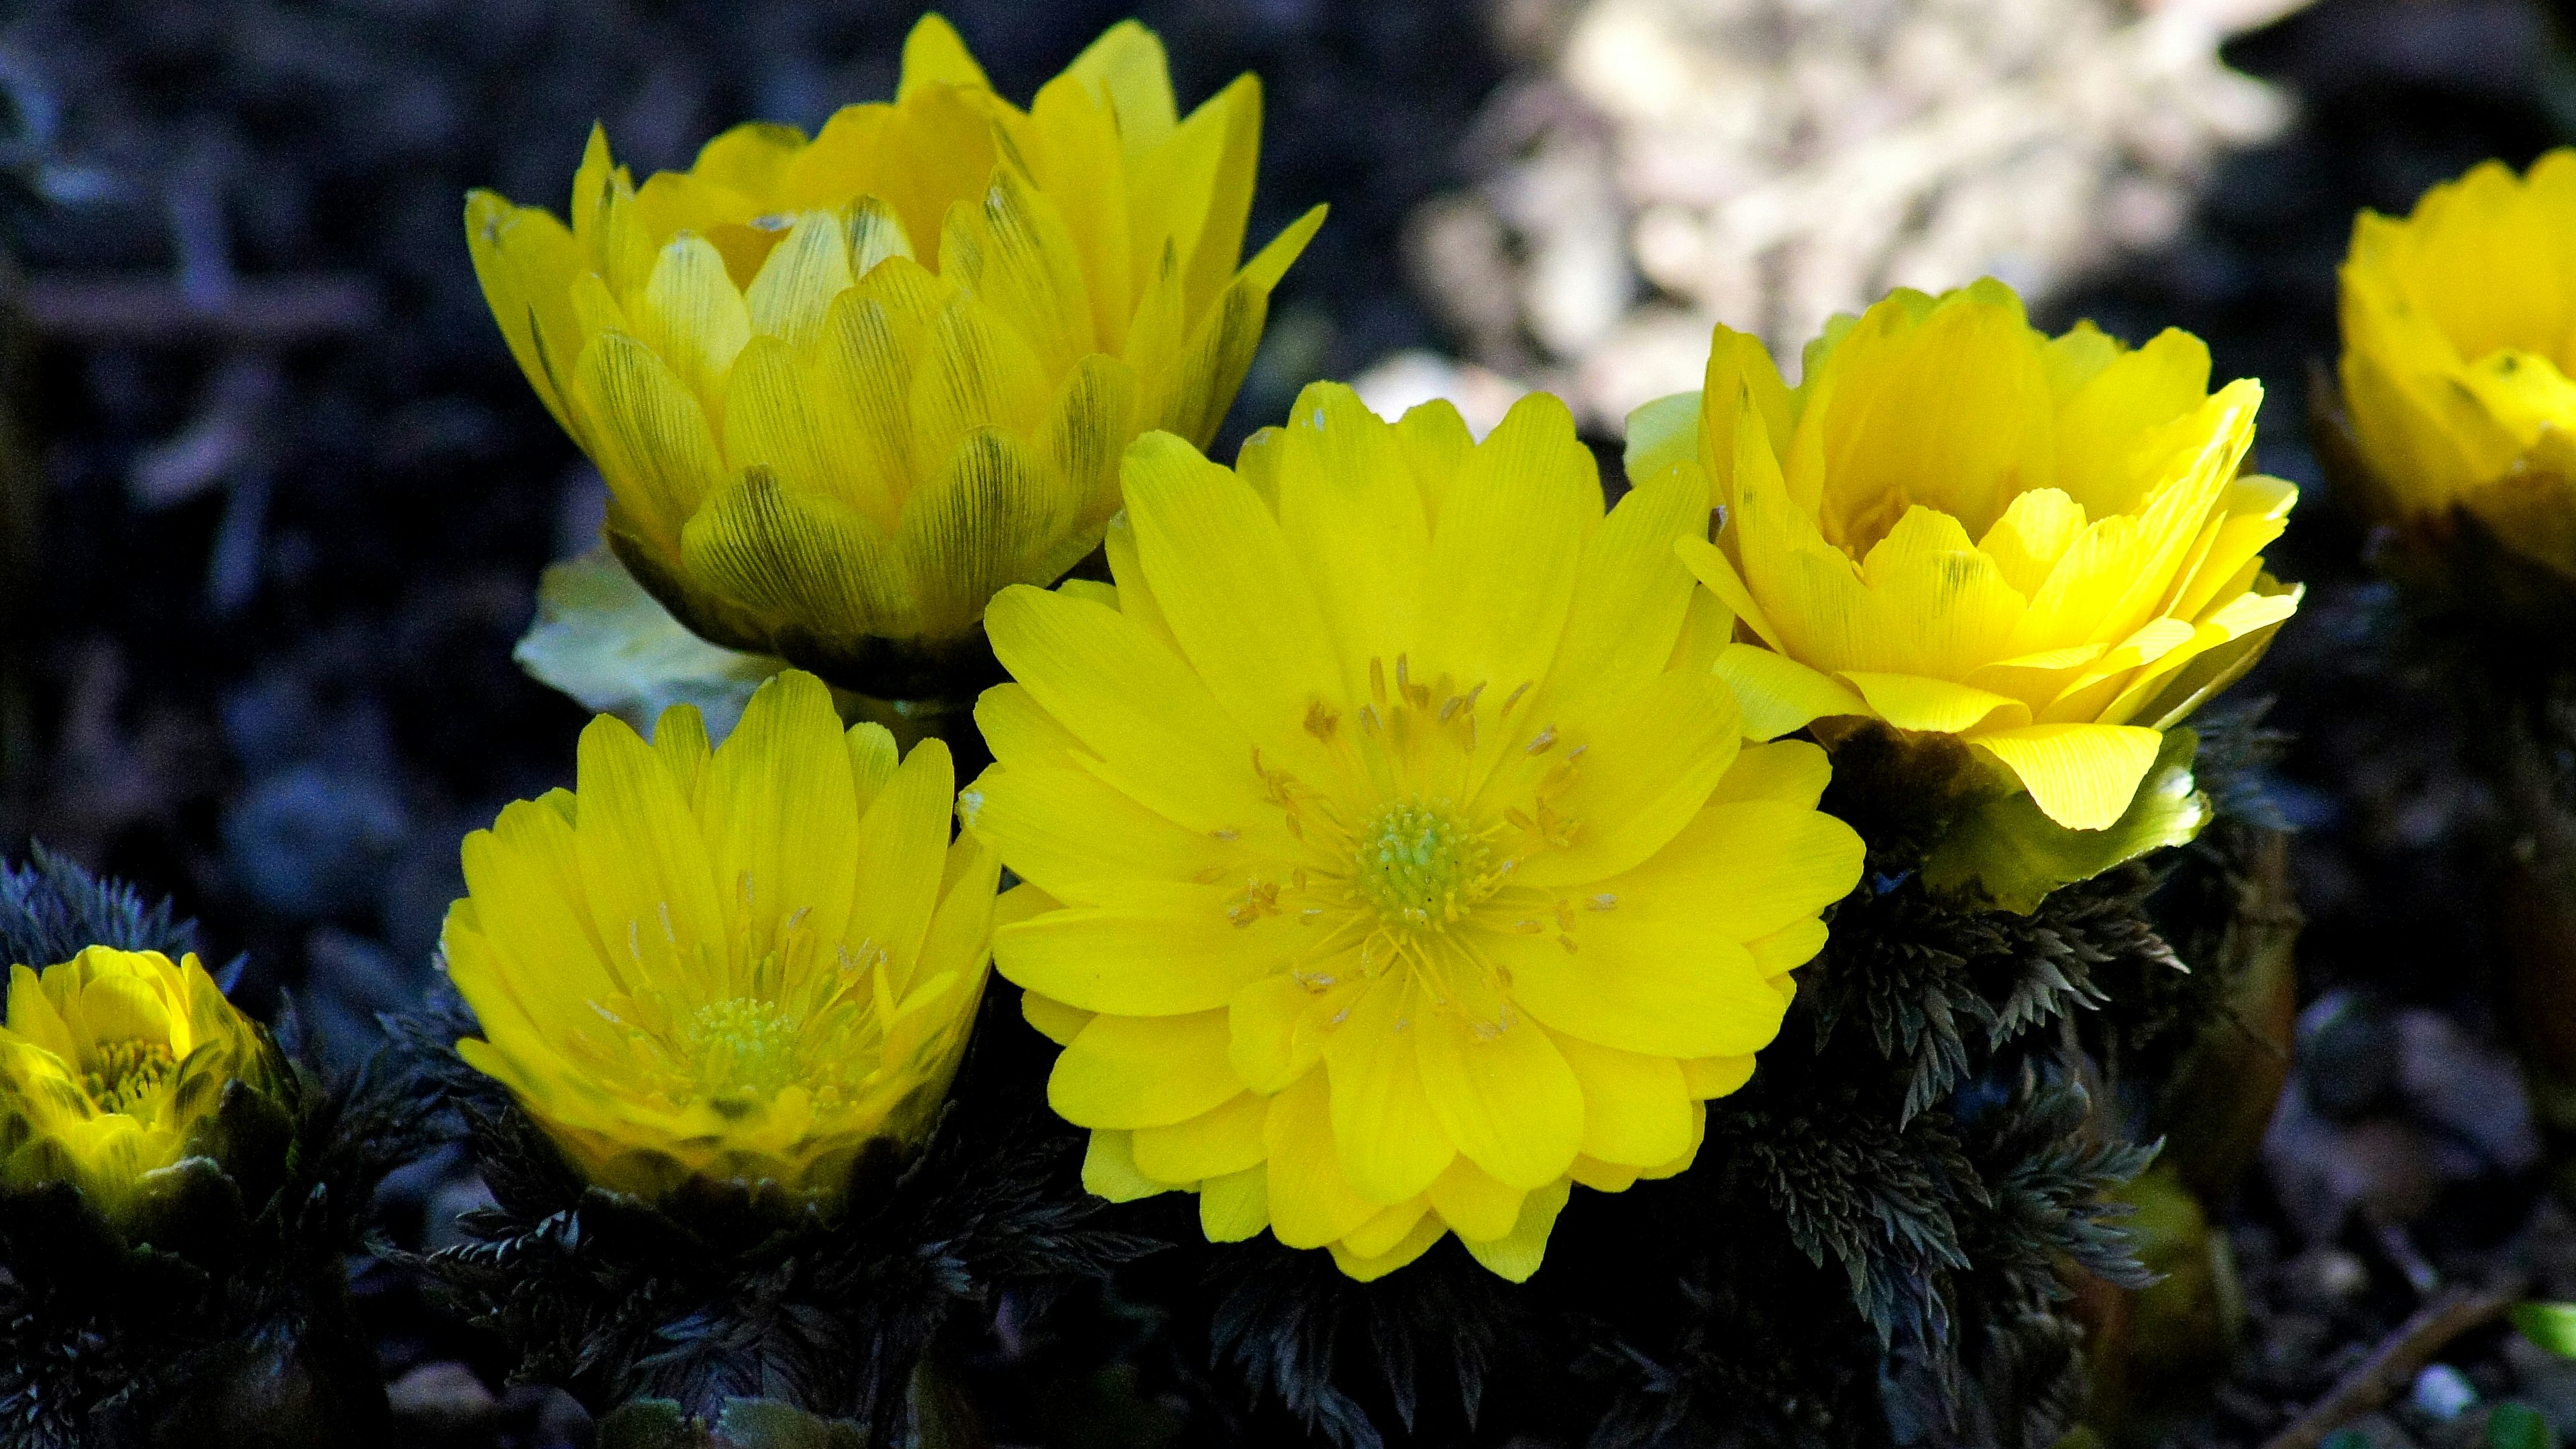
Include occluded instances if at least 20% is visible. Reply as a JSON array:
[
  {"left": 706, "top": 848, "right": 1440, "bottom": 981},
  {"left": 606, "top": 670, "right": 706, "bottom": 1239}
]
[
  {"left": 442, "top": 670, "right": 1000, "bottom": 1210},
  {"left": 1635, "top": 278, "right": 2302, "bottom": 832},
  {"left": 961, "top": 382, "right": 1865, "bottom": 1282},
  {"left": 0, "top": 946, "right": 282, "bottom": 1225},
  {"left": 2339, "top": 148, "right": 2576, "bottom": 575},
  {"left": 466, "top": 14, "right": 1326, "bottom": 691}
]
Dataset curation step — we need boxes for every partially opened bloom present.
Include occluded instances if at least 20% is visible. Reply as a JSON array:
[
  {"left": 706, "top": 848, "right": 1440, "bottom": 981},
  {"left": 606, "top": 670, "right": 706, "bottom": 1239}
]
[
  {"left": 1649, "top": 280, "right": 2301, "bottom": 831},
  {"left": 466, "top": 15, "right": 1325, "bottom": 694},
  {"left": 2338, "top": 149, "right": 2576, "bottom": 574},
  {"left": 0, "top": 946, "right": 282, "bottom": 1224},
  {"left": 963, "top": 383, "right": 1864, "bottom": 1281},
  {"left": 443, "top": 669, "right": 999, "bottom": 1208}
]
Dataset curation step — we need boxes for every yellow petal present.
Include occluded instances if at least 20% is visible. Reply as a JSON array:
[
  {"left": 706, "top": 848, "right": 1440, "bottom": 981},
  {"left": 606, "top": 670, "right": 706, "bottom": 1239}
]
[
  {"left": 1132, "top": 1089, "right": 1269, "bottom": 1181},
  {"left": 1483, "top": 922, "right": 1783, "bottom": 1061},
  {"left": 1050, "top": 1009, "right": 1242, "bottom": 1130},
  {"left": 627, "top": 233, "right": 753, "bottom": 411},
  {"left": 897, "top": 429, "right": 1075, "bottom": 637},
  {"left": 1200, "top": 1163, "right": 1270, "bottom": 1240},
  {"left": 1553, "top": 1031, "right": 1695, "bottom": 1169},
  {"left": 571, "top": 331, "right": 729, "bottom": 555},
  {"left": 1551, "top": 455, "right": 1711, "bottom": 698},
  {"left": 1678, "top": 1054, "right": 1756, "bottom": 1099},
  {"left": 1120, "top": 431, "right": 1343, "bottom": 768},
  {"left": 1021, "top": 989, "right": 1092, "bottom": 1046},
  {"left": 1711, "top": 644, "right": 1867, "bottom": 741},
  {"left": 1709, "top": 738, "right": 1832, "bottom": 808},
  {"left": 1067, "top": 20, "right": 1179, "bottom": 160},
  {"left": 1324, "top": 977, "right": 1457, "bottom": 1204},
  {"left": 743, "top": 211, "right": 853, "bottom": 352},
  {"left": 1328, "top": 1210, "right": 1448, "bottom": 1282},
  {"left": 1271, "top": 382, "right": 1432, "bottom": 687},
  {"left": 898, "top": 13, "right": 992, "bottom": 98},
  {"left": 1839, "top": 672, "right": 2029, "bottom": 735},
  {"left": 1425, "top": 1157, "right": 1524, "bottom": 1242},
  {"left": 995, "top": 895, "right": 1302, "bottom": 1016},
  {"left": 1082, "top": 1128, "right": 1168, "bottom": 1202},
  {"left": 1496, "top": 668, "right": 1743, "bottom": 888},
  {"left": 1413, "top": 1006, "right": 1582, "bottom": 1191},
  {"left": 570, "top": 712, "right": 727, "bottom": 981},
  {"left": 963, "top": 762, "right": 1226, "bottom": 901},
  {"left": 1456, "top": 1177, "right": 1572, "bottom": 1283},
  {"left": 980, "top": 586, "right": 1293, "bottom": 851},
  {"left": 1975, "top": 722, "right": 2165, "bottom": 830},
  {"left": 1264, "top": 1068, "right": 1380, "bottom": 1248},
  {"left": 693, "top": 672, "right": 861, "bottom": 951},
  {"left": 680, "top": 465, "right": 916, "bottom": 639},
  {"left": 847, "top": 736, "right": 955, "bottom": 980},
  {"left": 1419, "top": 393, "right": 1601, "bottom": 702},
  {"left": 908, "top": 297, "right": 1053, "bottom": 488}
]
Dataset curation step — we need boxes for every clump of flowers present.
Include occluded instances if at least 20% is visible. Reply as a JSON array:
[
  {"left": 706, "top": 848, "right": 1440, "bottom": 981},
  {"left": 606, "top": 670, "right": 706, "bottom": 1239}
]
[
  {"left": 963, "top": 382, "right": 1864, "bottom": 1281},
  {"left": 466, "top": 14, "right": 1324, "bottom": 697},
  {"left": 2335, "top": 148, "right": 2576, "bottom": 578},
  {"left": 1638, "top": 279, "right": 2301, "bottom": 831},
  {"left": 0, "top": 945, "right": 284, "bottom": 1224},
  {"left": 442, "top": 669, "right": 999, "bottom": 1208}
]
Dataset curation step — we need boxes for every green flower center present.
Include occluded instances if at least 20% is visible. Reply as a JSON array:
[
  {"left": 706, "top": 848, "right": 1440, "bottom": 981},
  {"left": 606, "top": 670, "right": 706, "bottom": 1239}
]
[
  {"left": 82, "top": 1039, "right": 178, "bottom": 1116},
  {"left": 1355, "top": 799, "right": 1492, "bottom": 932},
  {"left": 684, "top": 998, "right": 804, "bottom": 1107}
]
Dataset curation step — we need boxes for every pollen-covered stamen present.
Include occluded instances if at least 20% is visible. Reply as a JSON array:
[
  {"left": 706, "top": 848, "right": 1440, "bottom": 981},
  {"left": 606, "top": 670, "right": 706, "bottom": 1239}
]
[
  {"left": 1354, "top": 798, "right": 1502, "bottom": 932},
  {"left": 684, "top": 996, "right": 804, "bottom": 1103},
  {"left": 82, "top": 1039, "right": 179, "bottom": 1116}
]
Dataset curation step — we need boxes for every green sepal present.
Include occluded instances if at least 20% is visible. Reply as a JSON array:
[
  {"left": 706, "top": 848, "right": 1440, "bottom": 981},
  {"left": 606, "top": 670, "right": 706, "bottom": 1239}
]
[
  {"left": 715, "top": 1398, "right": 870, "bottom": 1448},
  {"left": 2514, "top": 1300, "right": 2576, "bottom": 1358},
  {"left": 1923, "top": 729, "right": 2210, "bottom": 914},
  {"left": 2491, "top": 1401, "right": 2559, "bottom": 1449},
  {"left": 595, "top": 1399, "right": 703, "bottom": 1449},
  {"left": 515, "top": 545, "right": 784, "bottom": 738},
  {"left": 592, "top": 1397, "right": 867, "bottom": 1449}
]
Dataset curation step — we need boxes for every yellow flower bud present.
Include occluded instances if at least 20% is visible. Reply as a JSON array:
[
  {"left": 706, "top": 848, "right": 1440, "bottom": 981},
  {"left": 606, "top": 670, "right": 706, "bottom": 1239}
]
[
  {"left": 0, "top": 947, "right": 283, "bottom": 1224},
  {"left": 441, "top": 669, "right": 1000, "bottom": 1209},
  {"left": 1642, "top": 279, "right": 2302, "bottom": 831},
  {"left": 2336, "top": 149, "right": 2576, "bottom": 577},
  {"left": 466, "top": 15, "right": 1325, "bottom": 696}
]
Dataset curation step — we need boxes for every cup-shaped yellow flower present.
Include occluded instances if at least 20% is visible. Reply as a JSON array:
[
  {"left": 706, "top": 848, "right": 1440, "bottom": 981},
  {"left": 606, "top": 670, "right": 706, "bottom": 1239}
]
[
  {"left": 466, "top": 15, "right": 1326, "bottom": 697},
  {"left": 1646, "top": 280, "right": 2302, "bottom": 832},
  {"left": 442, "top": 669, "right": 1000, "bottom": 1208},
  {"left": 961, "top": 383, "right": 1866, "bottom": 1281},
  {"left": 0, "top": 946, "right": 284, "bottom": 1224},
  {"left": 2337, "top": 149, "right": 2576, "bottom": 575}
]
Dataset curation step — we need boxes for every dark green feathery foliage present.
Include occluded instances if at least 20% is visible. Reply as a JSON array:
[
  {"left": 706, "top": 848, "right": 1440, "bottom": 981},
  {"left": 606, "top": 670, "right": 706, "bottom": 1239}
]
[
  {"left": 1201, "top": 1237, "right": 1519, "bottom": 1449},
  {"left": 0, "top": 841, "right": 205, "bottom": 971},
  {"left": 399, "top": 981, "right": 1156, "bottom": 1444}
]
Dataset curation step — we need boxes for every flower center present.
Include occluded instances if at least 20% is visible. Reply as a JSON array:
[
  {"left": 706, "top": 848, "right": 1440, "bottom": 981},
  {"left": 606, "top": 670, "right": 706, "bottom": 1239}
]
[
  {"left": 82, "top": 1039, "right": 178, "bottom": 1117},
  {"left": 1354, "top": 799, "right": 1492, "bottom": 932},
  {"left": 683, "top": 997, "right": 804, "bottom": 1106}
]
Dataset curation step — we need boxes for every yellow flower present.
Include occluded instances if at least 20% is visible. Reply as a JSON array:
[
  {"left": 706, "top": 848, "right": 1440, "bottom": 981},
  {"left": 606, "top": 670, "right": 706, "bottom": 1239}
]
[
  {"left": 1644, "top": 280, "right": 2302, "bottom": 831},
  {"left": 0, "top": 947, "right": 282, "bottom": 1223},
  {"left": 961, "top": 383, "right": 1865, "bottom": 1281},
  {"left": 2338, "top": 149, "right": 2576, "bottom": 574},
  {"left": 442, "top": 669, "right": 1000, "bottom": 1208},
  {"left": 466, "top": 15, "right": 1325, "bottom": 694}
]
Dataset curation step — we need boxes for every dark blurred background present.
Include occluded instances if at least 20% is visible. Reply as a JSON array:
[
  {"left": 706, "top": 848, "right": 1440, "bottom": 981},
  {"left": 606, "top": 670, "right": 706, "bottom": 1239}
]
[{"left": 0, "top": 1, "right": 2571, "bottom": 1441}]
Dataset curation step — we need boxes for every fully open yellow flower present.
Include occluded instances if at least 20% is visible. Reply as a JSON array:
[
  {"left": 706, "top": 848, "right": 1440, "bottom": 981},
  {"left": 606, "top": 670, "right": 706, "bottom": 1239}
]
[
  {"left": 2339, "top": 149, "right": 2576, "bottom": 573},
  {"left": 443, "top": 670, "right": 998, "bottom": 1208},
  {"left": 962, "top": 383, "right": 1865, "bottom": 1281},
  {"left": 1641, "top": 280, "right": 2301, "bottom": 831},
  {"left": 1, "top": 947, "right": 282, "bottom": 1223},
  {"left": 466, "top": 15, "right": 1326, "bottom": 693}
]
